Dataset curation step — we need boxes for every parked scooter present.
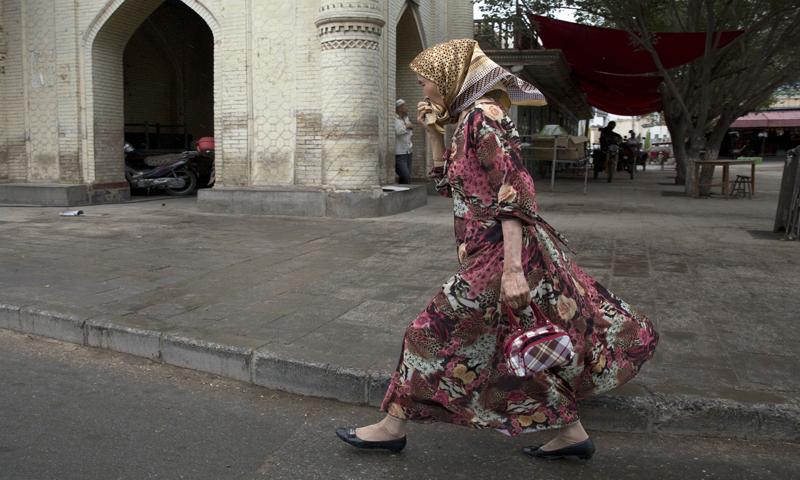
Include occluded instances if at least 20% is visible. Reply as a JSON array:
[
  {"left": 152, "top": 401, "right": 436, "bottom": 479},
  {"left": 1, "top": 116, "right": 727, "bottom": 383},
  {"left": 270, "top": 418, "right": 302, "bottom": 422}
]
[{"left": 124, "top": 143, "right": 198, "bottom": 196}]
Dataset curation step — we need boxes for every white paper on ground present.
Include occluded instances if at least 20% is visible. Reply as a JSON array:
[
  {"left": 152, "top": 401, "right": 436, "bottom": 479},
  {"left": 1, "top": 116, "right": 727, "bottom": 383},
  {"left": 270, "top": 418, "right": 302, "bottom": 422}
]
[{"left": 59, "top": 210, "right": 84, "bottom": 216}]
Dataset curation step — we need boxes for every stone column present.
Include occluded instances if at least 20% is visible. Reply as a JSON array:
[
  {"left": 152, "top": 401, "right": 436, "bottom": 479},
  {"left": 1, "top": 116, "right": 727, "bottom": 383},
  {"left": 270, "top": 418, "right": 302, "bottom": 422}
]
[{"left": 315, "top": 1, "right": 385, "bottom": 189}]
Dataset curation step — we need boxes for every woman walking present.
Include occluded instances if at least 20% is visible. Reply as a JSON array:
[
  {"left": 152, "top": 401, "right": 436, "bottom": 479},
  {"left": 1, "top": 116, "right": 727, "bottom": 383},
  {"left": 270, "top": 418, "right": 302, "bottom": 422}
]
[{"left": 336, "top": 39, "right": 658, "bottom": 460}]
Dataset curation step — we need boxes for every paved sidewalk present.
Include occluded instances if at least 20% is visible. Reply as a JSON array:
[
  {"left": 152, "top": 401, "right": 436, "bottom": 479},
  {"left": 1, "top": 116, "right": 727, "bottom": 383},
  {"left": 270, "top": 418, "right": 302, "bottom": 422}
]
[{"left": 1, "top": 161, "right": 798, "bottom": 440}]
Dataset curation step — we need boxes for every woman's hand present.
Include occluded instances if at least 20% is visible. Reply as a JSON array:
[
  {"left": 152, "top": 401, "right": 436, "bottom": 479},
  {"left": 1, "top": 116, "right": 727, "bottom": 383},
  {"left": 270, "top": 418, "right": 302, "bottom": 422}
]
[
  {"left": 501, "top": 268, "right": 530, "bottom": 311},
  {"left": 417, "top": 102, "right": 441, "bottom": 136},
  {"left": 418, "top": 101, "right": 446, "bottom": 161}
]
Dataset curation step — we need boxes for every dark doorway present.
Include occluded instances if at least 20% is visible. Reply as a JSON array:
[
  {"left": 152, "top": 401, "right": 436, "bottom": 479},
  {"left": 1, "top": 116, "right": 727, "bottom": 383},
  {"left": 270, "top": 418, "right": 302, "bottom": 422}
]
[{"left": 123, "top": 0, "right": 214, "bottom": 152}]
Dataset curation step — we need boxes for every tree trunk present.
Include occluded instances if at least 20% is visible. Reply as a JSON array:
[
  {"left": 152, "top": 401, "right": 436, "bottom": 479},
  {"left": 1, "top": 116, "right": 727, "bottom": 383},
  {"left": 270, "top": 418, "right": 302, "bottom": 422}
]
[
  {"left": 661, "top": 88, "right": 689, "bottom": 186},
  {"left": 698, "top": 163, "right": 716, "bottom": 197},
  {"left": 673, "top": 140, "right": 695, "bottom": 193},
  {"left": 697, "top": 125, "right": 729, "bottom": 197}
]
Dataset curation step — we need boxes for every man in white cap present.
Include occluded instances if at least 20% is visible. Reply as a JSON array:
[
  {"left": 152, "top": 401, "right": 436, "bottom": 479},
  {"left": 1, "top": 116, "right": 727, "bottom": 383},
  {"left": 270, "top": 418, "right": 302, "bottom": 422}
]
[{"left": 395, "top": 99, "right": 413, "bottom": 184}]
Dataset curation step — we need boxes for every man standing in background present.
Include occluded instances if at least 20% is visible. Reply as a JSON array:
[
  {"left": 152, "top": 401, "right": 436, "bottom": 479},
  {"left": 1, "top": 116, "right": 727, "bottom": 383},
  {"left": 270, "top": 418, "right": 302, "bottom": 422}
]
[{"left": 395, "top": 99, "right": 413, "bottom": 184}]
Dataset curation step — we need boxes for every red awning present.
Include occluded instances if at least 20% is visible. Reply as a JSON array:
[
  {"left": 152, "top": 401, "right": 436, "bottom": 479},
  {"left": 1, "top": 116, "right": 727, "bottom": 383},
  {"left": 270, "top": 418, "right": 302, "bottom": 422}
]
[
  {"left": 530, "top": 15, "right": 744, "bottom": 116},
  {"left": 730, "top": 110, "right": 800, "bottom": 128},
  {"left": 574, "top": 68, "right": 663, "bottom": 115},
  {"left": 580, "top": 82, "right": 663, "bottom": 116}
]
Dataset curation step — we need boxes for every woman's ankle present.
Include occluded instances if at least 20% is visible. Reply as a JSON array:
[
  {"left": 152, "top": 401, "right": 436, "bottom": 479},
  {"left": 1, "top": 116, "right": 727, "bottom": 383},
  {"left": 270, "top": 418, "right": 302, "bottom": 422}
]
[
  {"left": 541, "top": 420, "right": 589, "bottom": 451},
  {"left": 355, "top": 415, "right": 407, "bottom": 442}
]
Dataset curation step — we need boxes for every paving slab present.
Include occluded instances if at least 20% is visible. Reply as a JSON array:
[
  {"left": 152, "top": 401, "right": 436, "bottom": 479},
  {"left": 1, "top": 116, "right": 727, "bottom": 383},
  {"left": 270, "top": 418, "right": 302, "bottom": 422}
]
[{"left": 1, "top": 162, "right": 799, "bottom": 441}]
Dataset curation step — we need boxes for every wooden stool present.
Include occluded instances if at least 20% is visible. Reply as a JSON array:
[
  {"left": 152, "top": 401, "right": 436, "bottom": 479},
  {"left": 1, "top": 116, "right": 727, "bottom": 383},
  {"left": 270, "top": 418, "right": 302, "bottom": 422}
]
[{"left": 730, "top": 175, "right": 752, "bottom": 199}]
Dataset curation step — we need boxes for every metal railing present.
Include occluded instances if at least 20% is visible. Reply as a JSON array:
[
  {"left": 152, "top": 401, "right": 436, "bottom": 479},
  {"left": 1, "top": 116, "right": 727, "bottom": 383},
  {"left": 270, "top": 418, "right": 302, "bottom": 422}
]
[{"left": 124, "top": 122, "right": 189, "bottom": 151}]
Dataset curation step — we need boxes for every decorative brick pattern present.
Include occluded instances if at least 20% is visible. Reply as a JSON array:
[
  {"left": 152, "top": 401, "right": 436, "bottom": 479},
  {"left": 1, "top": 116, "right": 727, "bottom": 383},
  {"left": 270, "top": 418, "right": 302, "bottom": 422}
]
[
  {"left": 295, "top": 110, "right": 323, "bottom": 185},
  {"left": 320, "top": 39, "right": 379, "bottom": 50},
  {"left": 23, "top": 0, "right": 60, "bottom": 182},
  {"left": 250, "top": 0, "right": 297, "bottom": 186},
  {"left": 55, "top": 0, "right": 83, "bottom": 185}
]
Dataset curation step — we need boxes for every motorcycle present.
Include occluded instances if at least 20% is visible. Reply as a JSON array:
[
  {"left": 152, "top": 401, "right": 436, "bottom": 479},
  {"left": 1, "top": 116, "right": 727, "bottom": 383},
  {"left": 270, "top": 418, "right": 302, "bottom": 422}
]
[
  {"left": 617, "top": 145, "right": 637, "bottom": 180},
  {"left": 124, "top": 143, "right": 198, "bottom": 196},
  {"left": 593, "top": 143, "right": 620, "bottom": 182}
]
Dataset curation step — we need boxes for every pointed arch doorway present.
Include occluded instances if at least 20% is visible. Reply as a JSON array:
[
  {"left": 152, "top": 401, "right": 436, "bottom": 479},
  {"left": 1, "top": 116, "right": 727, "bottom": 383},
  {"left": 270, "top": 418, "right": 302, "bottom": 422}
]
[
  {"left": 83, "top": 0, "right": 220, "bottom": 197},
  {"left": 394, "top": 2, "right": 426, "bottom": 183},
  {"left": 124, "top": 0, "right": 214, "bottom": 153}
]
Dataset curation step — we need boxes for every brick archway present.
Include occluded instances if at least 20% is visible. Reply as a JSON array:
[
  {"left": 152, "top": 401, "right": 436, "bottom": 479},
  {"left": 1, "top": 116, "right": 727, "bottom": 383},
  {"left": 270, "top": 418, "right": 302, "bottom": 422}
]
[
  {"left": 394, "top": 3, "right": 426, "bottom": 182},
  {"left": 81, "top": 0, "right": 221, "bottom": 188}
]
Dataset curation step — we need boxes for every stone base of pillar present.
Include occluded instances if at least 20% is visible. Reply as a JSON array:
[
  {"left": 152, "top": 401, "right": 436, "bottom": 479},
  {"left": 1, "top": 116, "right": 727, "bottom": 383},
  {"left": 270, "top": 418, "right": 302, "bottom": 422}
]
[
  {"left": 0, "top": 183, "right": 131, "bottom": 206},
  {"left": 197, "top": 185, "right": 428, "bottom": 218},
  {"left": 90, "top": 183, "right": 131, "bottom": 205},
  {"left": 0, "top": 183, "right": 89, "bottom": 206}
]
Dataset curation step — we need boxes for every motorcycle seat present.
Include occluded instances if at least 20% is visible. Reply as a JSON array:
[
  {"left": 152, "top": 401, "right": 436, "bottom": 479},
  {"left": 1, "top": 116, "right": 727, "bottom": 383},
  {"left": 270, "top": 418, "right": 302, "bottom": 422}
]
[{"left": 144, "top": 153, "right": 186, "bottom": 167}]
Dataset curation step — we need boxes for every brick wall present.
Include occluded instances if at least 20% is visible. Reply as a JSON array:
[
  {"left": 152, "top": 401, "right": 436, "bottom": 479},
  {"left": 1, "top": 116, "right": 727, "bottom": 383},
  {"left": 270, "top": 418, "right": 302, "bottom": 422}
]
[
  {"left": 0, "top": 0, "right": 27, "bottom": 182},
  {"left": 250, "top": 0, "right": 299, "bottom": 186},
  {"left": 295, "top": 110, "right": 322, "bottom": 185},
  {"left": 214, "top": 0, "right": 248, "bottom": 186},
  {"left": 293, "top": 1, "right": 323, "bottom": 185},
  {"left": 55, "top": 0, "right": 82, "bottom": 184},
  {"left": 23, "top": 0, "right": 60, "bottom": 182},
  {"left": 0, "top": 3, "right": 5, "bottom": 182},
  {"left": 0, "top": 0, "right": 473, "bottom": 193},
  {"left": 448, "top": 0, "right": 475, "bottom": 42},
  {"left": 90, "top": 0, "right": 164, "bottom": 183}
]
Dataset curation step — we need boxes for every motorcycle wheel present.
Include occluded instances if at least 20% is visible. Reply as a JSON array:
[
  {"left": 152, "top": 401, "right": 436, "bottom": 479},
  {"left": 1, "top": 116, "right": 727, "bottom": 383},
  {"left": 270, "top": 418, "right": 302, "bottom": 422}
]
[{"left": 165, "top": 168, "right": 197, "bottom": 196}]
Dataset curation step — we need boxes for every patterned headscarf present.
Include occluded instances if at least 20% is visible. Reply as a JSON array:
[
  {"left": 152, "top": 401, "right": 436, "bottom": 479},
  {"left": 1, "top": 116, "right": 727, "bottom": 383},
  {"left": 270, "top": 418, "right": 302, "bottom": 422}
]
[{"left": 410, "top": 39, "right": 547, "bottom": 132}]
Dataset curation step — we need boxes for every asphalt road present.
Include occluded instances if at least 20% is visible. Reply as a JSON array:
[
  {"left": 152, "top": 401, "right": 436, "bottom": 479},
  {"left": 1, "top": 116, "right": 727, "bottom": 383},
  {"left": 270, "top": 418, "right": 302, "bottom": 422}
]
[{"left": 0, "top": 328, "right": 797, "bottom": 480}]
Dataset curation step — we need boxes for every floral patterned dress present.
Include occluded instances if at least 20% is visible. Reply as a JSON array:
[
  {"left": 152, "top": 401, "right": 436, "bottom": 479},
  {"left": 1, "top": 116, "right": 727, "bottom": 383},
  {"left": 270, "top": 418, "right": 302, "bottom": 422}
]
[{"left": 380, "top": 102, "right": 659, "bottom": 435}]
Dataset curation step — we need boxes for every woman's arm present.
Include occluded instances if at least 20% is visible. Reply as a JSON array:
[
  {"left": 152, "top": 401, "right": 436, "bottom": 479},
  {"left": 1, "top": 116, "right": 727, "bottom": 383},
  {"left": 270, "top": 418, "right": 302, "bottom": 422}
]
[
  {"left": 501, "top": 218, "right": 530, "bottom": 310},
  {"left": 431, "top": 135, "right": 446, "bottom": 166}
]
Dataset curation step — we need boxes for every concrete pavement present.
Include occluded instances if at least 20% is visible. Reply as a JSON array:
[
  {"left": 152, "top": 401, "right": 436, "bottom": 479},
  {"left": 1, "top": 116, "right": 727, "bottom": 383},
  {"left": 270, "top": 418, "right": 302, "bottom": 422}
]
[
  {"left": 1, "top": 160, "right": 798, "bottom": 441},
  {"left": 3, "top": 328, "right": 798, "bottom": 479}
]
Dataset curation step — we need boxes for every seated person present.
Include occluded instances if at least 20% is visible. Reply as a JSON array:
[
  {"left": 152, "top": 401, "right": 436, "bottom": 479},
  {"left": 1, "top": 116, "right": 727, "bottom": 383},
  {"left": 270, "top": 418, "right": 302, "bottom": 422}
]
[
  {"left": 600, "top": 121, "right": 622, "bottom": 150},
  {"left": 732, "top": 140, "right": 750, "bottom": 158},
  {"left": 627, "top": 130, "right": 640, "bottom": 150}
]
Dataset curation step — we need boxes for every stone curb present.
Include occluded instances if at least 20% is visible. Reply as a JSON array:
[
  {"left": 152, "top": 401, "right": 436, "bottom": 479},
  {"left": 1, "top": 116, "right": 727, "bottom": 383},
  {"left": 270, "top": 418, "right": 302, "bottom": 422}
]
[{"left": 1, "top": 303, "right": 797, "bottom": 442}]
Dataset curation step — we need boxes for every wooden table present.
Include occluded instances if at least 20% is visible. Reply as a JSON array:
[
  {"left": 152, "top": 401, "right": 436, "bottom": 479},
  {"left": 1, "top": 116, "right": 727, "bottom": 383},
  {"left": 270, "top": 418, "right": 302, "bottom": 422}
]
[
  {"left": 520, "top": 146, "right": 590, "bottom": 195},
  {"left": 693, "top": 159, "right": 756, "bottom": 199}
]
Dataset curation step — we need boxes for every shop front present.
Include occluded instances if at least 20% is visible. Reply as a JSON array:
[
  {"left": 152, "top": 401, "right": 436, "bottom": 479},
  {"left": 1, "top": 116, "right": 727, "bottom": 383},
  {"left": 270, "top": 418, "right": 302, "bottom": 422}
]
[{"left": 726, "top": 110, "right": 800, "bottom": 157}]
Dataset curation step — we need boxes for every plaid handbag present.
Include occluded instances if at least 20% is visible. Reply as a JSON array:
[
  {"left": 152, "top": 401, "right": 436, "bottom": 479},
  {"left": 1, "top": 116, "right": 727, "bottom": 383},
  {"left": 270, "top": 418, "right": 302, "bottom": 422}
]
[{"left": 503, "top": 301, "right": 575, "bottom": 376}]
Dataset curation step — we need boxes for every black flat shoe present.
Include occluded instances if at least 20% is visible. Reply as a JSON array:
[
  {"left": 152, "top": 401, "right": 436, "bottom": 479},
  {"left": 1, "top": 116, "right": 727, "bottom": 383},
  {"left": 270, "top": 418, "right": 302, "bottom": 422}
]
[
  {"left": 522, "top": 438, "right": 595, "bottom": 460},
  {"left": 335, "top": 427, "right": 407, "bottom": 453}
]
